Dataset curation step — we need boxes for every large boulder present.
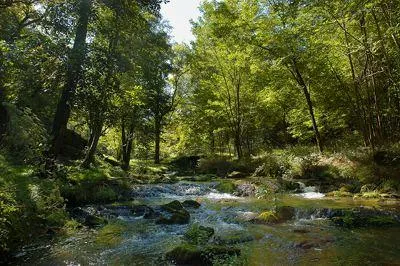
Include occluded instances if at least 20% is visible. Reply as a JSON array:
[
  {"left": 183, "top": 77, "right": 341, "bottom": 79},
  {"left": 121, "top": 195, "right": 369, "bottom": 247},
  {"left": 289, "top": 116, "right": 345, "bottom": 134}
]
[
  {"left": 130, "top": 205, "right": 157, "bottom": 219},
  {"left": 60, "top": 129, "right": 87, "bottom": 159},
  {"left": 166, "top": 244, "right": 240, "bottom": 265},
  {"left": 234, "top": 183, "right": 257, "bottom": 197},
  {"left": 156, "top": 200, "right": 190, "bottom": 225},
  {"left": 70, "top": 207, "right": 107, "bottom": 227}
]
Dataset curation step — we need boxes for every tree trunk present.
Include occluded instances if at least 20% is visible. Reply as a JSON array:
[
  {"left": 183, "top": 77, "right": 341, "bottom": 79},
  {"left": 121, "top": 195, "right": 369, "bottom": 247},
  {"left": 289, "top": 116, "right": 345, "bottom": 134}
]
[
  {"left": 154, "top": 117, "right": 161, "bottom": 164},
  {"left": 82, "top": 121, "right": 102, "bottom": 168},
  {"left": 121, "top": 121, "right": 134, "bottom": 170},
  {"left": 234, "top": 132, "right": 243, "bottom": 159},
  {"left": 290, "top": 59, "right": 323, "bottom": 153},
  {"left": 51, "top": 0, "right": 92, "bottom": 157}
]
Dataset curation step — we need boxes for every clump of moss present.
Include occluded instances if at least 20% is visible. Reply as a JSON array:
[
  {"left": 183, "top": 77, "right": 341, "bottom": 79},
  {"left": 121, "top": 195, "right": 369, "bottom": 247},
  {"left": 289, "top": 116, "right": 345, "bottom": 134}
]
[
  {"left": 215, "top": 181, "right": 236, "bottom": 194},
  {"left": 95, "top": 222, "right": 126, "bottom": 247},
  {"left": 184, "top": 224, "right": 214, "bottom": 245},
  {"left": 62, "top": 219, "right": 82, "bottom": 235}
]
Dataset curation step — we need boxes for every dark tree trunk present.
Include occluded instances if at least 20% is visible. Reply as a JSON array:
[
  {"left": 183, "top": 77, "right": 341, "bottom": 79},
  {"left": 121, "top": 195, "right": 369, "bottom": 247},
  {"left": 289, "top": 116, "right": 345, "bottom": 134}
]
[
  {"left": 290, "top": 59, "right": 323, "bottom": 153},
  {"left": 82, "top": 121, "right": 102, "bottom": 168},
  {"left": 121, "top": 121, "right": 134, "bottom": 170},
  {"left": 51, "top": 0, "right": 92, "bottom": 157},
  {"left": 154, "top": 116, "right": 161, "bottom": 164},
  {"left": 234, "top": 132, "right": 243, "bottom": 159}
]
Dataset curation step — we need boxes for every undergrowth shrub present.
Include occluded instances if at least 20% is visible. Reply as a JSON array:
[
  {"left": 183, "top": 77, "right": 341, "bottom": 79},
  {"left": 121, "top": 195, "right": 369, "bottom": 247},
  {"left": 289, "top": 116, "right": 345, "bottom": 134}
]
[
  {"left": 2, "top": 103, "right": 48, "bottom": 163},
  {"left": 197, "top": 157, "right": 233, "bottom": 176}
]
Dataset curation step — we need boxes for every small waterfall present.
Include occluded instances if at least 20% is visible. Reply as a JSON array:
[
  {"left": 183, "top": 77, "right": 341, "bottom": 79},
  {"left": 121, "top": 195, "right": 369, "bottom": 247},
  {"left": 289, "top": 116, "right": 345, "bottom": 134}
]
[{"left": 296, "top": 182, "right": 325, "bottom": 199}]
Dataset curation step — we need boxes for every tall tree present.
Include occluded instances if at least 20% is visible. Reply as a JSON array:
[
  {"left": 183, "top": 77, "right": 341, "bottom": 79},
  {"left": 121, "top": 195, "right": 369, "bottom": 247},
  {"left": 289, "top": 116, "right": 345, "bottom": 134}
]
[{"left": 51, "top": 0, "right": 92, "bottom": 157}]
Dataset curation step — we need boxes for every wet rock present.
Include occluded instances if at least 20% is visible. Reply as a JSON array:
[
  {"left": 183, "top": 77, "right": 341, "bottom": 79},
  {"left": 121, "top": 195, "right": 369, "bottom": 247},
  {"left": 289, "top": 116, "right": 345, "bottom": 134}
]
[
  {"left": 166, "top": 244, "right": 202, "bottom": 265},
  {"left": 182, "top": 200, "right": 201, "bottom": 209},
  {"left": 234, "top": 183, "right": 257, "bottom": 197},
  {"left": 85, "top": 215, "right": 108, "bottom": 227},
  {"left": 156, "top": 200, "right": 190, "bottom": 224},
  {"left": 184, "top": 224, "right": 214, "bottom": 245},
  {"left": 275, "top": 206, "right": 296, "bottom": 222},
  {"left": 236, "top": 211, "right": 258, "bottom": 222},
  {"left": 130, "top": 205, "right": 157, "bottom": 219},
  {"left": 69, "top": 207, "right": 107, "bottom": 227},
  {"left": 162, "top": 200, "right": 184, "bottom": 212},
  {"left": 166, "top": 244, "right": 240, "bottom": 265}
]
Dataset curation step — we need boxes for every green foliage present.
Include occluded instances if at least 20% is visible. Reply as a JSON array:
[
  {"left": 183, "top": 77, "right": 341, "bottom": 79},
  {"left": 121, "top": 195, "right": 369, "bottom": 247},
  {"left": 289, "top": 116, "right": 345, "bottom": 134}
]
[{"left": 2, "top": 103, "right": 48, "bottom": 163}]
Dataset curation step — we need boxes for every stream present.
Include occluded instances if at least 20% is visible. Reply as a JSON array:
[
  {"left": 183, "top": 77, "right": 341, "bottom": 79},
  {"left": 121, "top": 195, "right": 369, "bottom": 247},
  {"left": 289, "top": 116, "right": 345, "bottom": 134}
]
[{"left": 13, "top": 181, "right": 400, "bottom": 265}]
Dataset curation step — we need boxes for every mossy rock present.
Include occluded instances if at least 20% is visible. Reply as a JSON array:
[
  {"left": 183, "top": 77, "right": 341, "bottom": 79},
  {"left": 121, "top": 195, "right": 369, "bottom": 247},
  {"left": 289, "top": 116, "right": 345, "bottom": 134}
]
[
  {"left": 157, "top": 201, "right": 190, "bottom": 224},
  {"left": 85, "top": 215, "right": 108, "bottom": 227},
  {"left": 166, "top": 244, "right": 202, "bottom": 265},
  {"left": 275, "top": 206, "right": 296, "bottom": 221},
  {"left": 182, "top": 200, "right": 201, "bottom": 209},
  {"left": 130, "top": 205, "right": 156, "bottom": 218},
  {"left": 184, "top": 224, "right": 214, "bottom": 245},
  {"left": 215, "top": 181, "right": 236, "bottom": 194},
  {"left": 161, "top": 200, "right": 184, "bottom": 212},
  {"left": 253, "top": 207, "right": 295, "bottom": 224},
  {"left": 166, "top": 244, "right": 240, "bottom": 265},
  {"left": 95, "top": 222, "right": 125, "bottom": 247}
]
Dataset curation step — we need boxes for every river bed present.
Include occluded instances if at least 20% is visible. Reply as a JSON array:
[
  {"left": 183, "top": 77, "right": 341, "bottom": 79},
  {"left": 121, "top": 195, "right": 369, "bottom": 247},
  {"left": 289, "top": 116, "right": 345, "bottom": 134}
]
[{"left": 12, "top": 181, "right": 400, "bottom": 265}]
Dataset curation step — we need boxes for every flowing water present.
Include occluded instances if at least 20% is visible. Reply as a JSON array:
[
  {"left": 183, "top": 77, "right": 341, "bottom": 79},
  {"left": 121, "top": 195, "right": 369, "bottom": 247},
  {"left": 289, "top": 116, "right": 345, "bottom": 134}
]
[{"left": 12, "top": 181, "right": 400, "bottom": 265}]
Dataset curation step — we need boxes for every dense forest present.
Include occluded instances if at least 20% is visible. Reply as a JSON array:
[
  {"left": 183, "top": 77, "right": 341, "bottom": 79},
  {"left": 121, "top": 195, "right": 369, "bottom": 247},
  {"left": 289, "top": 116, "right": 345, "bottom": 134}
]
[{"left": 1, "top": 0, "right": 400, "bottom": 265}]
